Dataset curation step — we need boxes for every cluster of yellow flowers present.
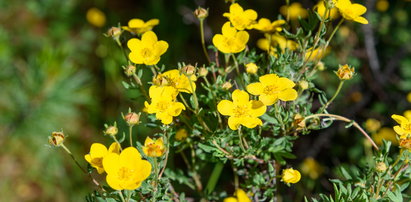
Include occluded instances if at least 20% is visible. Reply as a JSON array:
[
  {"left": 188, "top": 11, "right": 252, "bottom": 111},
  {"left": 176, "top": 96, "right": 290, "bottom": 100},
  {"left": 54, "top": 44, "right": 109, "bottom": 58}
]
[{"left": 392, "top": 112, "right": 411, "bottom": 151}]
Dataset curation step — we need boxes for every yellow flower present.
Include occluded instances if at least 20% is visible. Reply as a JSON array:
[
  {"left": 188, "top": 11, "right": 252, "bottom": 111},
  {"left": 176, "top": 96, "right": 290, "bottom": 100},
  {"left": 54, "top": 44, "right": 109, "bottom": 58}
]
[
  {"left": 335, "top": 0, "right": 368, "bottom": 24},
  {"left": 300, "top": 157, "right": 324, "bottom": 179},
  {"left": 122, "top": 18, "right": 159, "bottom": 34},
  {"left": 245, "top": 63, "right": 258, "bottom": 74},
  {"left": 372, "top": 127, "right": 398, "bottom": 146},
  {"left": 153, "top": 69, "right": 197, "bottom": 94},
  {"left": 142, "top": 137, "right": 166, "bottom": 157},
  {"left": 84, "top": 142, "right": 121, "bottom": 174},
  {"left": 392, "top": 114, "right": 411, "bottom": 139},
  {"left": 404, "top": 110, "right": 411, "bottom": 119},
  {"left": 127, "top": 31, "right": 168, "bottom": 65},
  {"left": 257, "top": 34, "right": 298, "bottom": 56},
  {"left": 282, "top": 168, "right": 301, "bottom": 184},
  {"left": 280, "top": 3, "right": 308, "bottom": 20},
  {"left": 86, "top": 8, "right": 106, "bottom": 28},
  {"left": 399, "top": 138, "right": 411, "bottom": 152},
  {"left": 224, "top": 189, "right": 251, "bottom": 202},
  {"left": 407, "top": 92, "right": 411, "bottom": 103},
  {"left": 246, "top": 74, "right": 298, "bottom": 106},
  {"left": 253, "top": 18, "right": 286, "bottom": 33},
  {"left": 217, "top": 90, "right": 266, "bottom": 130},
  {"left": 316, "top": 1, "right": 339, "bottom": 20},
  {"left": 335, "top": 64, "right": 355, "bottom": 80},
  {"left": 145, "top": 86, "right": 186, "bottom": 124},
  {"left": 175, "top": 128, "right": 188, "bottom": 141},
  {"left": 364, "top": 118, "right": 381, "bottom": 133},
  {"left": 213, "top": 22, "right": 249, "bottom": 54},
  {"left": 304, "top": 47, "right": 330, "bottom": 62},
  {"left": 376, "top": 0, "right": 389, "bottom": 12},
  {"left": 223, "top": 3, "right": 257, "bottom": 30},
  {"left": 103, "top": 147, "right": 151, "bottom": 190}
]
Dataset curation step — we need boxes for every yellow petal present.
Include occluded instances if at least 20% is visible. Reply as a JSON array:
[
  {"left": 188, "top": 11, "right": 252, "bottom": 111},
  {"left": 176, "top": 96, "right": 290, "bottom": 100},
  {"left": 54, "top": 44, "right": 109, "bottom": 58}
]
[
  {"left": 351, "top": 4, "right": 367, "bottom": 15},
  {"left": 120, "top": 147, "right": 142, "bottom": 163},
  {"left": 106, "top": 173, "right": 123, "bottom": 190},
  {"left": 146, "top": 19, "right": 160, "bottom": 26},
  {"left": 392, "top": 114, "right": 407, "bottom": 125},
  {"left": 222, "top": 22, "right": 237, "bottom": 38},
  {"left": 278, "top": 88, "right": 298, "bottom": 101},
  {"left": 236, "top": 189, "right": 251, "bottom": 202},
  {"left": 154, "top": 41, "right": 169, "bottom": 55},
  {"left": 259, "top": 74, "right": 279, "bottom": 85},
  {"left": 236, "top": 31, "right": 249, "bottom": 45},
  {"left": 241, "top": 117, "right": 263, "bottom": 129},
  {"left": 145, "top": 137, "right": 154, "bottom": 146},
  {"left": 354, "top": 16, "right": 368, "bottom": 24},
  {"left": 127, "top": 38, "right": 141, "bottom": 50},
  {"left": 393, "top": 126, "right": 405, "bottom": 136},
  {"left": 228, "top": 117, "right": 241, "bottom": 130},
  {"left": 277, "top": 77, "right": 295, "bottom": 89},
  {"left": 128, "top": 19, "right": 145, "bottom": 28},
  {"left": 230, "top": 3, "right": 243, "bottom": 14},
  {"left": 108, "top": 142, "right": 121, "bottom": 154},
  {"left": 246, "top": 82, "right": 263, "bottom": 95},
  {"left": 259, "top": 94, "right": 277, "bottom": 106},
  {"left": 102, "top": 152, "right": 120, "bottom": 174},
  {"left": 232, "top": 90, "right": 249, "bottom": 103},
  {"left": 84, "top": 154, "right": 92, "bottom": 163},
  {"left": 90, "top": 143, "right": 108, "bottom": 158},
  {"left": 136, "top": 160, "right": 152, "bottom": 180},
  {"left": 129, "top": 51, "right": 144, "bottom": 64},
  {"left": 250, "top": 100, "right": 266, "bottom": 116},
  {"left": 223, "top": 197, "right": 238, "bottom": 202},
  {"left": 217, "top": 100, "right": 234, "bottom": 116},
  {"left": 244, "top": 9, "right": 258, "bottom": 21},
  {"left": 141, "top": 31, "right": 158, "bottom": 46},
  {"left": 167, "top": 102, "right": 185, "bottom": 116},
  {"left": 158, "top": 113, "right": 173, "bottom": 124}
]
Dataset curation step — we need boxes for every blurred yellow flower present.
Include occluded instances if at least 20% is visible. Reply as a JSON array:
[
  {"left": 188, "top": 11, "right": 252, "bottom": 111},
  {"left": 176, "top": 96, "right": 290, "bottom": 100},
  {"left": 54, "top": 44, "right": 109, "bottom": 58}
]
[
  {"left": 224, "top": 189, "right": 251, "bottom": 202},
  {"left": 364, "top": 118, "right": 381, "bottom": 133},
  {"left": 86, "top": 8, "right": 106, "bottom": 28},
  {"left": 407, "top": 92, "right": 411, "bottom": 103},
  {"left": 257, "top": 34, "right": 298, "bottom": 56},
  {"left": 392, "top": 114, "right": 411, "bottom": 139},
  {"left": 213, "top": 22, "right": 249, "bottom": 54},
  {"left": 304, "top": 47, "right": 330, "bottom": 62},
  {"left": 223, "top": 3, "right": 257, "bottom": 30},
  {"left": 103, "top": 147, "right": 151, "bottom": 190},
  {"left": 300, "top": 157, "right": 324, "bottom": 179},
  {"left": 84, "top": 142, "right": 120, "bottom": 174},
  {"left": 335, "top": 0, "right": 368, "bottom": 24},
  {"left": 316, "top": 1, "right": 339, "bottom": 20},
  {"left": 145, "top": 86, "right": 185, "bottom": 124},
  {"left": 376, "top": 0, "right": 389, "bottom": 12},
  {"left": 245, "top": 62, "right": 258, "bottom": 74},
  {"left": 372, "top": 127, "right": 398, "bottom": 146},
  {"left": 246, "top": 74, "right": 298, "bottom": 106},
  {"left": 153, "top": 69, "right": 197, "bottom": 94},
  {"left": 339, "top": 25, "right": 351, "bottom": 38},
  {"left": 336, "top": 64, "right": 355, "bottom": 80},
  {"left": 280, "top": 3, "right": 308, "bottom": 20},
  {"left": 142, "top": 137, "right": 166, "bottom": 157},
  {"left": 253, "top": 18, "right": 286, "bottom": 33},
  {"left": 282, "top": 168, "right": 301, "bottom": 184},
  {"left": 122, "top": 18, "right": 159, "bottom": 34},
  {"left": 404, "top": 110, "right": 411, "bottom": 119},
  {"left": 217, "top": 89, "right": 266, "bottom": 130},
  {"left": 175, "top": 128, "right": 188, "bottom": 141},
  {"left": 127, "top": 31, "right": 169, "bottom": 65}
]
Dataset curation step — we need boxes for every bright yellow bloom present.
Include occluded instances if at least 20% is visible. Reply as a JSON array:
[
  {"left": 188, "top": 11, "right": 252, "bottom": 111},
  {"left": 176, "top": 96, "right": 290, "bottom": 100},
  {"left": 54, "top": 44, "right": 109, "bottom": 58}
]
[
  {"left": 223, "top": 189, "right": 251, "bottom": 202},
  {"left": 376, "top": 0, "right": 389, "bottom": 12},
  {"left": 336, "top": 64, "right": 355, "bottom": 80},
  {"left": 280, "top": 3, "right": 308, "bottom": 20},
  {"left": 175, "top": 128, "right": 188, "bottom": 141},
  {"left": 253, "top": 18, "right": 286, "bottom": 33},
  {"left": 145, "top": 86, "right": 185, "bottom": 124},
  {"left": 245, "top": 63, "right": 258, "bottom": 74},
  {"left": 335, "top": 0, "right": 368, "bottom": 24},
  {"left": 304, "top": 47, "right": 330, "bottom": 62},
  {"left": 282, "top": 168, "right": 301, "bottom": 184},
  {"left": 247, "top": 74, "right": 298, "bottom": 106},
  {"left": 122, "top": 18, "right": 159, "bottom": 34},
  {"left": 364, "top": 118, "right": 381, "bottom": 133},
  {"left": 86, "top": 8, "right": 106, "bottom": 28},
  {"left": 153, "top": 69, "right": 197, "bottom": 94},
  {"left": 372, "top": 127, "right": 398, "bottom": 146},
  {"left": 257, "top": 34, "right": 298, "bottom": 56},
  {"left": 142, "top": 137, "right": 166, "bottom": 157},
  {"left": 127, "top": 31, "right": 168, "bottom": 65},
  {"left": 392, "top": 114, "right": 411, "bottom": 139},
  {"left": 300, "top": 157, "right": 324, "bottom": 179},
  {"left": 84, "top": 142, "right": 121, "bottom": 174},
  {"left": 217, "top": 90, "right": 266, "bottom": 130},
  {"left": 213, "top": 22, "right": 249, "bottom": 54},
  {"left": 316, "top": 1, "right": 339, "bottom": 20},
  {"left": 223, "top": 3, "right": 257, "bottom": 30},
  {"left": 103, "top": 147, "right": 151, "bottom": 190}
]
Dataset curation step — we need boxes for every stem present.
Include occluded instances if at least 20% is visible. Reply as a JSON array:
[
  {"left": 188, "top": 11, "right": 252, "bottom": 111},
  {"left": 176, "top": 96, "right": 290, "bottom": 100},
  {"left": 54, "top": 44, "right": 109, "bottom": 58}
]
[
  {"left": 199, "top": 19, "right": 211, "bottom": 63},
  {"left": 132, "top": 73, "right": 149, "bottom": 100},
  {"left": 237, "top": 127, "right": 246, "bottom": 152},
  {"left": 152, "top": 157, "right": 159, "bottom": 202},
  {"left": 205, "top": 162, "right": 225, "bottom": 194},
  {"left": 178, "top": 94, "right": 195, "bottom": 112},
  {"left": 119, "top": 191, "right": 126, "bottom": 202},
  {"left": 231, "top": 54, "right": 245, "bottom": 88},
  {"left": 158, "top": 126, "right": 169, "bottom": 179},
  {"left": 320, "top": 80, "right": 344, "bottom": 112},
  {"left": 126, "top": 190, "right": 132, "bottom": 202},
  {"left": 203, "top": 76, "right": 223, "bottom": 128},
  {"left": 111, "top": 136, "right": 123, "bottom": 151},
  {"left": 129, "top": 126, "right": 133, "bottom": 147},
  {"left": 286, "top": 0, "right": 290, "bottom": 22},
  {"left": 303, "top": 114, "right": 379, "bottom": 150},
  {"left": 325, "top": 18, "right": 344, "bottom": 47}
]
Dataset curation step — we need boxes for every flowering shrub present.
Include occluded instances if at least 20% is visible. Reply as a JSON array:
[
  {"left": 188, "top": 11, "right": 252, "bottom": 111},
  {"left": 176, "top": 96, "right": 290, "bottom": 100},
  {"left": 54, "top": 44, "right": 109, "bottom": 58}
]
[{"left": 48, "top": 0, "right": 411, "bottom": 201}]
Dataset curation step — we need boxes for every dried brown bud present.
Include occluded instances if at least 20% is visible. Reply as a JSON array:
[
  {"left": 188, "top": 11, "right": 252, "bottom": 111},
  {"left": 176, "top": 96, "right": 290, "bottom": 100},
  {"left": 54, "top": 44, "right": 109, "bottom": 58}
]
[
  {"left": 194, "top": 7, "right": 208, "bottom": 20},
  {"left": 181, "top": 64, "right": 196, "bottom": 76},
  {"left": 49, "top": 131, "right": 65, "bottom": 147}
]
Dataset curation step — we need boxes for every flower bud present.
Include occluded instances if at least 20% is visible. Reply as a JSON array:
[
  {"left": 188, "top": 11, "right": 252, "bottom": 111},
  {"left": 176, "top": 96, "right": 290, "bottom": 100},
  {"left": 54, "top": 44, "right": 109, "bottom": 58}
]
[
  {"left": 152, "top": 74, "right": 169, "bottom": 86},
  {"left": 222, "top": 82, "right": 232, "bottom": 90},
  {"left": 325, "top": 0, "right": 336, "bottom": 9},
  {"left": 375, "top": 162, "right": 387, "bottom": 172},
  {"left": 245, "top": 63, "right": 258, "bottom": 74},
  {"left": 194, "top": 7, "right": 208, "bottom": 20},
  {"left": 124, "top": 112, "right": 140, "bottom": 126},
  {"left": 181, "top": 64, "right": 196, "bottom": 76},
  {"left": 282, "top": 168, "right": 301, "bottom": 184},
  {"left": 293, "top": 114, "right": 306, "bottom": 129},
  {"left": 48, "top": 131, "right": 65, "bottom": 147},
  {"left": 299, "top": 80, "right": 309, "bottom": 90},
  {"left": 175, "top": 128, "right": 188, "bottom": 141},
  {"left": 124, "top": 65, "right": 136, "bottom": 77},
  {"left": 107, "top": 27, "right": 122, "bottom": 38},
  {"left": 105, "top": 125, "right": 118, "bottom": 136},
  {"left": 399, "top": 138, "right": 411, "bottom": 151},
  {"left": 316, "top": 61, "right": 325, "bottom": 71},
  {"left": 198, "top": 67, "right": 208, "bottom": 77},
  {"left": 336, "top": 64, "right": 355, "bottom": 80}
]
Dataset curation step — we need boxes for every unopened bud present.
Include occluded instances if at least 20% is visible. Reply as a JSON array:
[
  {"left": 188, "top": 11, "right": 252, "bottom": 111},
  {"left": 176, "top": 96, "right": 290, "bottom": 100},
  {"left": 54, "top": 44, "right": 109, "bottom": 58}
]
[
  {"left": 199, "top": 67, "right": 208, "bottom": 77},
  {"left": 375, "top": 162, "right": 387, "bottom": 172},
  {"left": 153, "top": 74, "right": 169, "bottom": 86},
  {"left": 49, "top": 131, "right": 65, "bottom": 147},
  {"left": 107, "top": 27, "right": 122, "bottom": 38},
  {"left": 299, "top": 80, "right": 309, "bottom": 90},
  {"left": 124, "top": 65, "right": 136, "bottom": 77},
  {"left": 336, "top": 64, "right": 355, "bottom": 80},
  {"left": 293, "top": 114, "right": 306, "bottom": 129},
  {"left": 222, "top": 82, "right": 232, "bottom": 90},
  {"left": 194, "top": 7, "right": 208, "bottom": 20},
  {"left": 245, "top": 63, "right": 258, "bottom": 74},
  {"left": 105, "top": 125, "right": 118, "bottom": 136},
  {"left": 316, "top": 61, "right": 325, "bottom": 71},
  {"left": 181, "top": 64, "right": 196, "bottom": 76},
  {"left": 325, "top": 0, "right": 336, "bottom": 9},
  {"left": 124, "top": 112, "right": 140, "bottom": 126}
]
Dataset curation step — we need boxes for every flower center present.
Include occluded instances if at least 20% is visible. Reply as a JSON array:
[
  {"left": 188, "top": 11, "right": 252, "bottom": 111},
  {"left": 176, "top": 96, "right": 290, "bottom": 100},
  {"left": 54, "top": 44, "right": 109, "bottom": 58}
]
[
  {"left": 263, "top": 85, "right": 279, "bottom": 95},
  {"left": 140, "top": 48, "right": 153, "bottom": 59},
  {"left": 91, "top": 158, "right": 103, "bottom": 168},
  {"left": 155, "top": 100, "right": 169, "bottom": 111},
  {"left": 233, "top": 105, "right": 250, "bottom": 117},
  {"left": 118, "top": 167, "right": 134, "bottom": 181}
]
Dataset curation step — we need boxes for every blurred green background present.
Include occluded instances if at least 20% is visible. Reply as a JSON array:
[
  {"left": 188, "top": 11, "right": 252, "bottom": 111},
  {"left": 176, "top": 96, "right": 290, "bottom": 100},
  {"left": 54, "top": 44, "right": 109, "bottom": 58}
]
[{"left": 0, "top": 0, "right": 410, "bottom": 201}]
